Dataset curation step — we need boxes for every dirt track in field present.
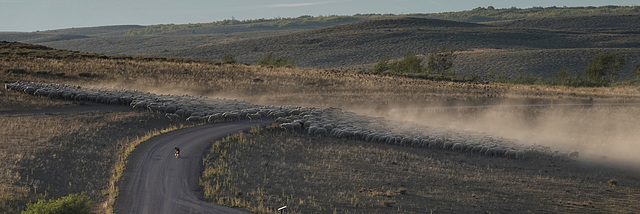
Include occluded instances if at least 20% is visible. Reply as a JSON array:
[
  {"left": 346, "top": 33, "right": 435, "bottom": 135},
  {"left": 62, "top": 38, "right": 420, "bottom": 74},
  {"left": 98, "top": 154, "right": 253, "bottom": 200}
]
[{"left": 115, "top": 120, "right": 272, "bottom": 214}]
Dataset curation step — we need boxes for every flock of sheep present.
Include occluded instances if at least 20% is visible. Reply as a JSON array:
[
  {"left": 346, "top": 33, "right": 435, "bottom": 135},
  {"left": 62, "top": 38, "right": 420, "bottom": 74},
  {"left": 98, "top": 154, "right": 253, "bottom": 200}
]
[{"left": 6, "top": 82, "right": 578, "bottom": 160}]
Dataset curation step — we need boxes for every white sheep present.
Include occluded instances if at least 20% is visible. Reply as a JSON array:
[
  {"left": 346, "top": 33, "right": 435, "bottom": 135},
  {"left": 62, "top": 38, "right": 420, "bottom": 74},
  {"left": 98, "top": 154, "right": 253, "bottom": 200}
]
[
  {"left": 165, "top": 113, "right": 181, "bottom": 122},
  {"left": 505, "top": 149, "right": 518, "bottom": 159},
  {"left": 515, "top": 150, "right": 526, "bottom": 159},
  {"left": 247, "top": 113, "right": 262, "bottom": 121},
  {"left": 314, "top": 127, "right": 328, "bottom": 135},
  {"left": 568, "top": 151, "right": 579, "bottom": 159}
]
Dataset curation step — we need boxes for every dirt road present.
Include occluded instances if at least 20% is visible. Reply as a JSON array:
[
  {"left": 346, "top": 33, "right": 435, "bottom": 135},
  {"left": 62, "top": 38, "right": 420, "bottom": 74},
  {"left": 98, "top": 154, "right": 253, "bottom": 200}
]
[{"left": 115, "top": 120, "right": 272, "bottom": 214}]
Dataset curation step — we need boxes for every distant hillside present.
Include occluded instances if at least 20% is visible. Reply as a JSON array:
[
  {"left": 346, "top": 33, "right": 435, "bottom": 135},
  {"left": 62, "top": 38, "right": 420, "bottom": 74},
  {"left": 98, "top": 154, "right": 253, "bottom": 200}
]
[
  {"left": 124, "top": 16, "right": 366, "bottom": 36},
  {"left": 431, "top": 5, "right": 640, "bottom": 22},
  {"left": 486, "top": 14, "right": 640, "bottom": 31},
  {"left": 451, "top": 48, "right": 640, "bottom": 79},
  {"left": 157, "top": 17, "right": 639, "bottom": 68},
  {"left": 0, "top": 25, "right": 144, "bottom": 43},
  {"left": 123, "top": 5, "right": 640, "bottom": 35},
  {"left": 2, "top": 6, "right": 640, "bottom": 80}
]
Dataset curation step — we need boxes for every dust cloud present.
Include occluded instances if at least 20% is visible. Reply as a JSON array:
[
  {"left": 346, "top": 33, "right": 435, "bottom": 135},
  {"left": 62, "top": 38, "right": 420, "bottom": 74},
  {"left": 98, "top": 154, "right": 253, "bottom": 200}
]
[{"left": 360, "top": 101, "right": 640, "bottom": 167}]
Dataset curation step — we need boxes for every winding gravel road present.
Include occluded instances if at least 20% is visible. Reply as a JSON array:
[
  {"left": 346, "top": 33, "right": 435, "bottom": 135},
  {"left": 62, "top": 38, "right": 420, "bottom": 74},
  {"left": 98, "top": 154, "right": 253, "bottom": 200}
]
[{"left": 115, "top": 120, "right": 272, "bottom": 214}]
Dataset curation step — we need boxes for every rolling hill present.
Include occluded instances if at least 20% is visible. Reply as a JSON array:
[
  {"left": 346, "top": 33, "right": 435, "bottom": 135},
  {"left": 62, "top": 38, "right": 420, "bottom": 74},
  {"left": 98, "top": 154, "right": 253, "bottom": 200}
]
[
  {"left": 155, "top": 16, "right": 640, "bottom": 78},
  {"left": 485, "top": 13, "right": 640, "bottom": 31},
  {"left": 1, "top": 7, "right": 640, "bottom": 80}
]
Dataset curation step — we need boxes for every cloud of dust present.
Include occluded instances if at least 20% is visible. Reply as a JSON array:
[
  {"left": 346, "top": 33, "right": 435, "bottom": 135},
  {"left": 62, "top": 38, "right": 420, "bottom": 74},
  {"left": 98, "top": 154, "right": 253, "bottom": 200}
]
[{"left": 357, "top": 101, "right": 640, "bottom": 167}]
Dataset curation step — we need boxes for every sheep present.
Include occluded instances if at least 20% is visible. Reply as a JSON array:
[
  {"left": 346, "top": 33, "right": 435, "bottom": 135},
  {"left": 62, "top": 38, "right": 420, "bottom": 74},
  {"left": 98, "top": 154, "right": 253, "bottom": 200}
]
[
  {"left": 323, "top": 124, "right": 334, "bottom": 131},
  {"left": 378, "top": 135, "right": 388, "bottom": 144},
  {"left": 222, "top": 112, "right": 240, "bottom": 121},
  {"left": 280, "top": 123, "right": 295, "bottom": 130},
  {"left": 247, "top": 113, "right": 262, "bottom": 121},
  {"left": 430, "top": 138, "right": 444, "bottom": 149},
  {"left": 165, "top": 113, "right": 181, "bottom": 122},
  {"left": 443, "top": 141, "right": 454, "bottom": 150},
  {"left": 411, "top": 138, "right": 421, "bottom": 147},
  {"left": 493, "top": 147, "right": 507, "bottom": 157},
  {"left": 371, "top": 135, "right": 381, "bottom": 143},
  {"left": 479, "top": 146, "right": 491, "bottom": 154},
  {"left": 471, "top": 145, "right": 483, "bottom": 154},
  {"left": 207, "top": 113, "right": 222, "bottom": 123},
  {"left": 553, "top": 152, "right": 568, "bottom": 159},
  {"left": 505, "top": 149, "right": 518, "bottom": 159},
  {"left": 484, "top": 148, "right": 497, "bottom": 157},
  {"left": 515, "top": 150, "right": 526, "bottom": 159},
  {"left": 568, "top": 151, "right": 579, "bottom": 159},
  {"left": 308, "top": 126, "right": 318, "bottom": 135},
  {"left": 275, "top": 117, "right": 289, "bottom": 123},
  {"left": 400, "top": 137, "right": 412, "bottom": 147},
  {"left": 186, "top": 115, "right": 203, "bottom": 122},
  {"left": 314, "top": 128, "right": 328, "bottom": 135},
  {"left": 165, "top": 105, "right": 177, "bottom": 113},
  {"left": 452, "top": 142, "right": 467, "bottom": 152}
]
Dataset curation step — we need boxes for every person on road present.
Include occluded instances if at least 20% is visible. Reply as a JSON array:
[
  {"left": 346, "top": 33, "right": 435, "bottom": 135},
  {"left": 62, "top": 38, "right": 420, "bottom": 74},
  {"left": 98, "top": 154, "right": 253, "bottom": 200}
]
[{"left": 174, "top": 147, "right": 180, "bottom": 158}]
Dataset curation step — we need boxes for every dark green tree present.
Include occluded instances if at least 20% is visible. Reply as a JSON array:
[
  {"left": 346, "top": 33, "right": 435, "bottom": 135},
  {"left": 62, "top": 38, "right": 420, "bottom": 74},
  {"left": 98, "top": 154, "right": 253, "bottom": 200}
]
[
  {"left": 584, "top": 52, "right": 626, "bottom": 85},
  {"left": 427, "top": 48, "right": 457, "bottom": 75}
]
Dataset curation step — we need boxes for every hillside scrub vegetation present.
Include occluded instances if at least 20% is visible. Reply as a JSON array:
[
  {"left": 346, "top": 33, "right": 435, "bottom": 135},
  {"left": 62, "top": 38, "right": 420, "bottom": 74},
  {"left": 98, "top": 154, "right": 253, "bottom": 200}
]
[
  {"left": 373, "top": 48, "right": 457, "bottom": 76},
  {"left": 373, "top": 54, "right": 424, "bottom": 74},
  {"left": 22, "top": 193, "right": 93, "bottom": 214},
  {"left": 256, "top": 52, "right": 295, "bottom": 67},
  {"left": 434, "top": 5, "right": 640, "bottom": 22}
]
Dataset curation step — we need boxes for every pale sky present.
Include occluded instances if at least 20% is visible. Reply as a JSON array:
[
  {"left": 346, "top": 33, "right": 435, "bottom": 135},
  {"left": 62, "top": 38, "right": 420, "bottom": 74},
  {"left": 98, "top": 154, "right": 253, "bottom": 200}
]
[{"left": 1, "top": 0, "right": 638, "bottom": 32}]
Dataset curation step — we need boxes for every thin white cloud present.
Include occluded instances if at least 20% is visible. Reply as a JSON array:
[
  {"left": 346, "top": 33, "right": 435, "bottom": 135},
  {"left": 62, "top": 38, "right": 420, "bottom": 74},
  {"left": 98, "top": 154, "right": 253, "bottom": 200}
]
[{"left": 267, "top": 1, "right": 332, "bottom": 8}]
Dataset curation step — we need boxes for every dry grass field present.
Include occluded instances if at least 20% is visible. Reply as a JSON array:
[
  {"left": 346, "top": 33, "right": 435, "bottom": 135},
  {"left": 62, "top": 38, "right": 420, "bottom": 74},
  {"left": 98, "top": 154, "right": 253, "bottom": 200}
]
[
  {"left": 2, "top": 43, "right": 640, "bottom": 213},
  {"left": 0, "top": 88, "right": 185, "bottom": 213},
  {"left": 201, "top": 126, "right": 640, "bottom": 213}
]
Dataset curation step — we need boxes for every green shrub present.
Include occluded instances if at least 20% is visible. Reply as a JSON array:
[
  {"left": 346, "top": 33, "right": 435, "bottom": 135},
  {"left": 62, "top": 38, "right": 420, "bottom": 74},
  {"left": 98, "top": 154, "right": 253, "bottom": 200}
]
[
  {"left": 372, "top": 56, "right": 390, "bottom": 74},
  {"left": 22, "top": 192, "right": 94, "bottom": 214},
  {"left": 257, "top": 52, "right": 295, "bottom": 67},
  {"left": 221, "top": 53, "right": 237, "bottom": 64},
  {"left": 390, "top": 54, "right": 424, "bottom": 74}
]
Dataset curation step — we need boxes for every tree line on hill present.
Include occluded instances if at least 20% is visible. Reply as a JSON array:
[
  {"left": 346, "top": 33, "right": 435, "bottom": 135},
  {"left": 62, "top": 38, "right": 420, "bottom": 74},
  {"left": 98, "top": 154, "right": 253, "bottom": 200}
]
[{"left": 124, "top": 5, "right": 640, "bottom": 36}]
